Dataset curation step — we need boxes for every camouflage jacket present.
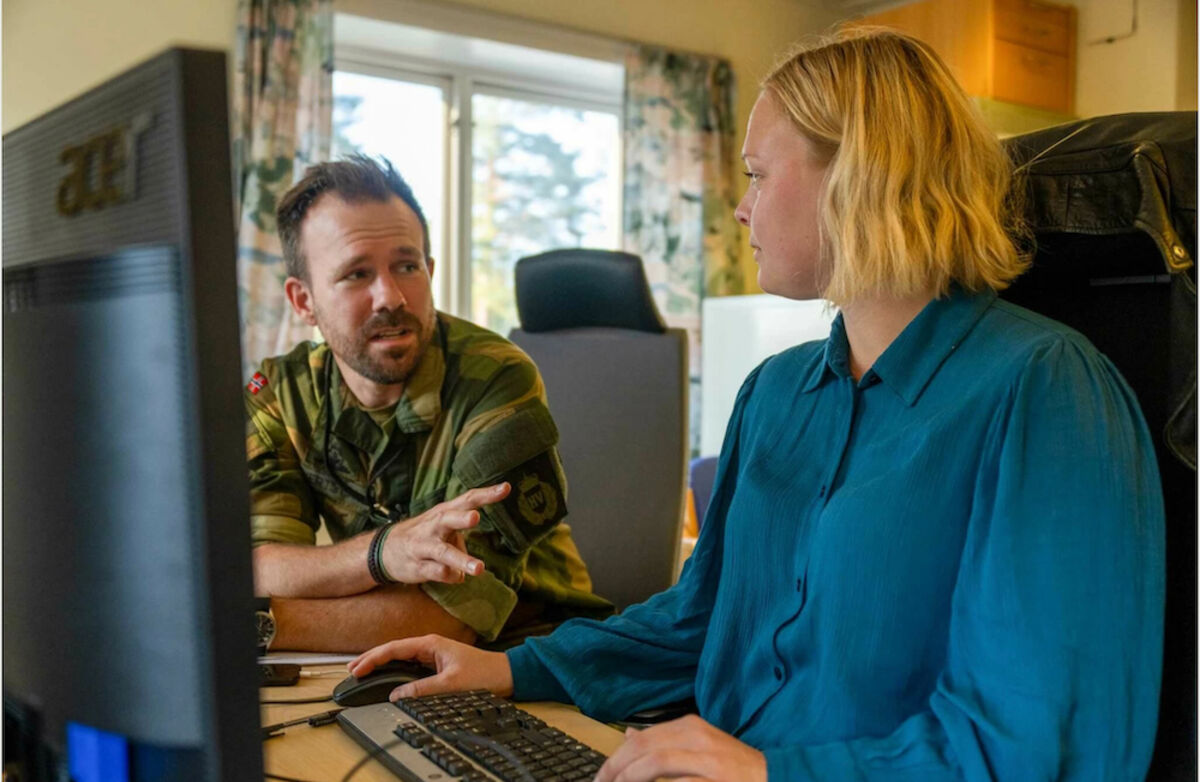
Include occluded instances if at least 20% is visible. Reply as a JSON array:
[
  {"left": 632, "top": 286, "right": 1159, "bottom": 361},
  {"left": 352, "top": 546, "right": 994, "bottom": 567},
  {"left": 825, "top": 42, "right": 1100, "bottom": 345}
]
[{"left": 244, "top": 312, "right": 614, "bottom": 645}]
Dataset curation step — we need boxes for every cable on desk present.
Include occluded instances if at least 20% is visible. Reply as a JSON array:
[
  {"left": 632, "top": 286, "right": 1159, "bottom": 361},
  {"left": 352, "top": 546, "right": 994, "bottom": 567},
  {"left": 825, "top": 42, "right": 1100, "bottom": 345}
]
[
  {"left": 264, "top": 774, "right": 324, "bottom": 782},
  {"left": 262, "top": 707, "right": 344, "bottom": 739},
  {"left": 261, "top": 695, "right": 335, "bottom": 705},
  {"left": 341, "top": 736, "right": 405, "bottom": 782}
]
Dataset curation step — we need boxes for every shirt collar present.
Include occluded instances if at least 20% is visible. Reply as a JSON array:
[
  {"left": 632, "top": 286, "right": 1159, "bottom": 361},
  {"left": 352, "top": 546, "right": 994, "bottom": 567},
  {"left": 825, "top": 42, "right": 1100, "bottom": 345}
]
[
  {"left": 797, "top": 317, "right": 845, "bottom": 393},
  {"left": 797, "top": 314, "right": 846, "bottom": 394},
  {"left": 801, "top": 286, "right": 997, "bottom": 405}
]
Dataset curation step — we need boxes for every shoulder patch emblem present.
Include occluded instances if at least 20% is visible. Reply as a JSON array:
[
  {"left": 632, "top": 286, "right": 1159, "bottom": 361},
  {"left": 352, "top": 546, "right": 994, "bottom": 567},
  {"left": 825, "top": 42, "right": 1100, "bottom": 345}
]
[
  {"left": 516, "top": 472, "right": 558, "bottom": 526},
  {"left": 246, "top": 371, "right": 268, "bottom": 395}
]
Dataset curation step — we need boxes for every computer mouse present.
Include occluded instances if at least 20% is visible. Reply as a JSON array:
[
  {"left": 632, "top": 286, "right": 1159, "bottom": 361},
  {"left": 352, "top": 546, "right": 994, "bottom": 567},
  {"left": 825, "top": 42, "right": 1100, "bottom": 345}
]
[{"left": 332, "top": 659, "right": 436, "bottom": 707}]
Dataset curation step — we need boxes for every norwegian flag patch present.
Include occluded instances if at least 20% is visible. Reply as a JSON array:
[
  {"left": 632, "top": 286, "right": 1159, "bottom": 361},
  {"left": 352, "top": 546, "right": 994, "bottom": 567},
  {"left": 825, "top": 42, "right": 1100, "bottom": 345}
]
[{"left": 246, "top": 372, "right": 268, "bottom": 395}]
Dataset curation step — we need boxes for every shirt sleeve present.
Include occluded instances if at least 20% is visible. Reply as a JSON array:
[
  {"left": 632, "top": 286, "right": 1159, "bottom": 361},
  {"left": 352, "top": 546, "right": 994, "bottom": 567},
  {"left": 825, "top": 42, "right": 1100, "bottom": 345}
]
[
  {"left": 763, "top": 338, "right": 1165, "bottom": 781},
  {"left": 422, "top": 358, "right": 570, "bottom": 642},
  {"left": 245, "top": 369, "right": 320, "bottom": 547},
  {"left": 505, "top": 364, "right": 766, "bottom": 721}
]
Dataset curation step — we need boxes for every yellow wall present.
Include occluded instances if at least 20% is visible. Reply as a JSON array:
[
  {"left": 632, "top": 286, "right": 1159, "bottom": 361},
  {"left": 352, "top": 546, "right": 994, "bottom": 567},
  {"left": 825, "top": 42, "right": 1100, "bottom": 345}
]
[
  {"left": 1074, "top": 0, "right": 1197, "bottom": 117},
  {"left": 1177, "top": 0, "right": 1198, "bottom": 112},
  {"left": 2, "top": 0, "right": 238, "bottom": 131}
]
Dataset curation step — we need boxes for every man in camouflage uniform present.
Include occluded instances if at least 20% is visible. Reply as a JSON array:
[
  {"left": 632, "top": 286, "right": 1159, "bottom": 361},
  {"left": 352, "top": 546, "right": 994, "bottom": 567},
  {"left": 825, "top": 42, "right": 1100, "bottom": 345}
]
[{"left": 246, "top": 155, "right": 613, "bottom": 652}]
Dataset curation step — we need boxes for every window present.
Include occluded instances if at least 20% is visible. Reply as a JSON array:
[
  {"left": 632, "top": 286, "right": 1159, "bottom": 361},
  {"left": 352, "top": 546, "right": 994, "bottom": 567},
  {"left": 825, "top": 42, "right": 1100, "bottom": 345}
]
[
  {"left": 332, "top": 13, "right": 625, "bottom": 337},
  {"left": 332, "top": 71, "right": 449, "bottom": 266}
]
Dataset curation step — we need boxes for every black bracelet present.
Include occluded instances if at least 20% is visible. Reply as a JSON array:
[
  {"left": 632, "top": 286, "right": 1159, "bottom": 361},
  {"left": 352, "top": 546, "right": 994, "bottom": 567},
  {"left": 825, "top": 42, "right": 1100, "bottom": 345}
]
[{"left": 366, "top": 523, "right": 396, "bottom": 585}]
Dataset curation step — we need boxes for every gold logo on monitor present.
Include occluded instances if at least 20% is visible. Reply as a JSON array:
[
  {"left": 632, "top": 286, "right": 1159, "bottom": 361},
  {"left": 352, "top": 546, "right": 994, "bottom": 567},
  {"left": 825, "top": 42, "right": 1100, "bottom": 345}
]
[{"left": 57, "top": 113, "right": 153, "bottom": 217}]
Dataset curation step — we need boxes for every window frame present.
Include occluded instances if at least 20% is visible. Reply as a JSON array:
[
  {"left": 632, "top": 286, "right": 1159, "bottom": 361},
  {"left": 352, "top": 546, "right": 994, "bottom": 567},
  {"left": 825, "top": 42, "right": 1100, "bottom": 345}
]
[
  {"left": 332, "top": 58, "right": 454, "bottom": 307},
  {"left": 335, "top": 41, "right": 625, "bottom": 320}
]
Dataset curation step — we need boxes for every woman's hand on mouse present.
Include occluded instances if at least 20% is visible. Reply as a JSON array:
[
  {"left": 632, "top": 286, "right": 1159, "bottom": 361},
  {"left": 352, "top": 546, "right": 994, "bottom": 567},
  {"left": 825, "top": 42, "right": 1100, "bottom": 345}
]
[
  {"left": 594, "top": 715, "right": 766, "bottom": 782},
  {"left": 349, "top": 634, "right": 513, "bottom": 701}
]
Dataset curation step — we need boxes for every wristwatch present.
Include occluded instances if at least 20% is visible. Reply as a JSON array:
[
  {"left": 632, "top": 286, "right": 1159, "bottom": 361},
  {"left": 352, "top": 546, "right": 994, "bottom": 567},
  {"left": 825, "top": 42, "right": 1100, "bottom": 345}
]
[{"left": 254, "top": 597, "right": 276, "bottom": 653}]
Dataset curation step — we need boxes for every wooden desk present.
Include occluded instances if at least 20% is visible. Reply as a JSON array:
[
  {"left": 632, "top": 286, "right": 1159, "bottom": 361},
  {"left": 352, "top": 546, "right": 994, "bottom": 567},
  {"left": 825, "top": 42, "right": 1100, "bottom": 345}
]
[{"left": 261, "top": 665, "right": 625, "bottom": 781}]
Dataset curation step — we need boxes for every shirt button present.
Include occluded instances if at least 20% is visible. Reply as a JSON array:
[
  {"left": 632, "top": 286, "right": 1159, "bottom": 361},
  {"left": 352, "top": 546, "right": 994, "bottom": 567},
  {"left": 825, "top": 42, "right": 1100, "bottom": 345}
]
[{"left": 773, "top": 667, "right": 783, "bottom": 681}]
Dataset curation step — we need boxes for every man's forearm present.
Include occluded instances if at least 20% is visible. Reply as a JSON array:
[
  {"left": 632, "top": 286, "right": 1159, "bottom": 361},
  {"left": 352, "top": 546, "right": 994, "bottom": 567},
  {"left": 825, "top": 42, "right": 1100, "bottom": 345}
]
[
  {"left": 253, "top": 536, "right": 377, "bottom": 598},
  {"left": 254, "top": 487, "right": 498, "bottom": 598},
  {"left": 270, "top": 584, "right": 477, "bottom": 653}
]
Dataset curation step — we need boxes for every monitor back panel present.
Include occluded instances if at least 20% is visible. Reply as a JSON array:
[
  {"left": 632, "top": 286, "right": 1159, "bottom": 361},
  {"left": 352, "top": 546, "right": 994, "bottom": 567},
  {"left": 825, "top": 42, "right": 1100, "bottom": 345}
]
[{"left": 3, "top": 49, "right": 260, "bottom": 781}]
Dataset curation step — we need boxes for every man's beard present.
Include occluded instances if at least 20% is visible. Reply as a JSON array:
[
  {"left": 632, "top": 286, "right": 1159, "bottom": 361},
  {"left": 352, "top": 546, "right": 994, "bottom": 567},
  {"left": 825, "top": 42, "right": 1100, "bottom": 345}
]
[{"left": 317, "top": 305, "right": 435, "bottom": 386}]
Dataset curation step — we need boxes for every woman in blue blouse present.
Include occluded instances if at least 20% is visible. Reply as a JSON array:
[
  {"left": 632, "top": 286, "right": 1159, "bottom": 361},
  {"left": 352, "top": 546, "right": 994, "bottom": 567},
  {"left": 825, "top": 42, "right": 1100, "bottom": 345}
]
[{"left": 351, "top": 29, "right": 1165, "bottom": 781}]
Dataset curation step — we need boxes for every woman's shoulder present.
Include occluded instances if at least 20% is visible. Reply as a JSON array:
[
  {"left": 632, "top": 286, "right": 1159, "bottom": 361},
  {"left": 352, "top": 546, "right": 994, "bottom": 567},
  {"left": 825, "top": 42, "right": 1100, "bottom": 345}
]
[
  {"left": 729, "top": 338, "right": 825, "bottom": 397},
  {"left": 727, "top": 338, "right": 829, "bottom": 413},
  {"left": 973, "top": 297, "right": 1127, "bottom": 395},
  {"left": 758, "top": 338, "right": 827, "bottom": 377},
  {"left": 986, "top": 297, "right": 1089, "bottom": 342}
]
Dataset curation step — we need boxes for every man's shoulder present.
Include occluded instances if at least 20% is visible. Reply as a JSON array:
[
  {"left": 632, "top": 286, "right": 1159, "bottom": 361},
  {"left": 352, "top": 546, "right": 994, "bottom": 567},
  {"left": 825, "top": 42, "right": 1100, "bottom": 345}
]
[
  {"left": 439, "top": 312, "right": 535, "bottom": 374},
  {"left": 261, "top": 340, "right": 329, "bottom": 381},
  {"left": 251, "top": 341, "right": 330, "bottom": 420}
]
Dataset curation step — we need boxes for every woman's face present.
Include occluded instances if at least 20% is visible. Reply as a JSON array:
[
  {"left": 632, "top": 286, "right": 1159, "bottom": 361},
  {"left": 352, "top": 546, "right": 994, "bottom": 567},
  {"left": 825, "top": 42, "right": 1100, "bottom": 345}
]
[{"left": 734, "top": 91, "right": 831, "bottom": 300}]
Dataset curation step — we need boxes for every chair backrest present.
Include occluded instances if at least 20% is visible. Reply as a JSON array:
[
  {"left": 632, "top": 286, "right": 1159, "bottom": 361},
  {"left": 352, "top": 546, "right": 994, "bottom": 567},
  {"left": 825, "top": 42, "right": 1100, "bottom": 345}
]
[
  {"left": 511, "top": 249, "right": 688, "bottom": 610},
  {"left": 1002, "top": 112, "right": 1197, "bottom": 782},
  {"left": 513, "top": 248, "right": 666, "bottom": 333}
]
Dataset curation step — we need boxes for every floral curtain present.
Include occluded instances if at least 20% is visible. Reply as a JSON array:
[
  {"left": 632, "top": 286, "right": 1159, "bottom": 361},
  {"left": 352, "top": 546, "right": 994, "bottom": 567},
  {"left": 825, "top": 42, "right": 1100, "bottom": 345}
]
[
  {"left": 234, "top": 0, "right": 333, "bottom": 376},
  {"left": 622, "top": 45, "right": 742, "bottom": 454}
]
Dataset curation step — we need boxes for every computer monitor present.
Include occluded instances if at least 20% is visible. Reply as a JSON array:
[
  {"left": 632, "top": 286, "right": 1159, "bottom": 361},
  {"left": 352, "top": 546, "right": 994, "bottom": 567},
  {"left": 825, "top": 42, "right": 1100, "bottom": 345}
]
[{"left": 2, "top": 49, "right": 262, "bottom": 781}]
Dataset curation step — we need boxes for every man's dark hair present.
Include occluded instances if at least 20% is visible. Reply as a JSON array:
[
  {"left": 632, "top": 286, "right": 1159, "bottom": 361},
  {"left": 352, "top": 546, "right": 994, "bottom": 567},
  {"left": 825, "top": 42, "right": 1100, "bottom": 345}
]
[{"left": 276, "top": 154, "right": 432, "bottom": 281}]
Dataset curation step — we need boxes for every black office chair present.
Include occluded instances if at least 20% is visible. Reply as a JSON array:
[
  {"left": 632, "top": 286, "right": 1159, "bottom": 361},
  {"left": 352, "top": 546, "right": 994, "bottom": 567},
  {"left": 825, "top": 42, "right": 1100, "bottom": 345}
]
[
  {"left": 1002, "top": 112, "right": 1197, "bottom": 782},
  {"left": 509, "top": 249, "right": 689, "bottom": 611}
]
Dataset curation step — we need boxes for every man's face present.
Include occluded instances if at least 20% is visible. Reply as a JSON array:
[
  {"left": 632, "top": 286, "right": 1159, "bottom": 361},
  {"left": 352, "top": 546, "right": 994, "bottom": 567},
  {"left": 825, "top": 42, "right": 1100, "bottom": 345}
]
[{"left": 286, "top": 194, "right": 436, "bottom": 391}]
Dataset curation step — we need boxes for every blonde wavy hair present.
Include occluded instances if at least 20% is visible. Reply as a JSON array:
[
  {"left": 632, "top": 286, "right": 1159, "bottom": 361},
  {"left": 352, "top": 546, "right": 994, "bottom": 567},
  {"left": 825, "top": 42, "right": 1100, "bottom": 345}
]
[{"left": 763, "top": 28, "right": 1028, "bottom": 304}]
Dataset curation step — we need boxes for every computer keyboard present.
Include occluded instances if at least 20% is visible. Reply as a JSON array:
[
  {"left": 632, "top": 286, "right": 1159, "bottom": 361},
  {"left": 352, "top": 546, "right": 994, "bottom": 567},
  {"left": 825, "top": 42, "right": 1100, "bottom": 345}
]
[{"left": 337, "top": 689, "right": 608, "bottom": 782}]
